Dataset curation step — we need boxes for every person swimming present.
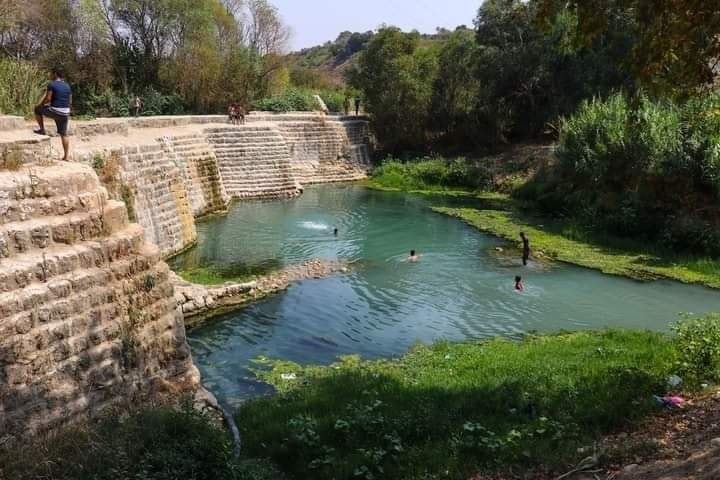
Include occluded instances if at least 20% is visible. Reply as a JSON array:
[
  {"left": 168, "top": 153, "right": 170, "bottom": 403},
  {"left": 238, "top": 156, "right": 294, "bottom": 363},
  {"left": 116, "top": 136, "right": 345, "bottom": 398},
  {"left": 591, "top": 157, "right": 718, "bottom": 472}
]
[
  {"left": 515, "top": 275, "right": 524, "bottom": 291},
  {"left": 408, "top": 249, "right": 419, "bottom": 262},
  {"left": 333, "top": 227, "right": 338, "bottom": 236}
]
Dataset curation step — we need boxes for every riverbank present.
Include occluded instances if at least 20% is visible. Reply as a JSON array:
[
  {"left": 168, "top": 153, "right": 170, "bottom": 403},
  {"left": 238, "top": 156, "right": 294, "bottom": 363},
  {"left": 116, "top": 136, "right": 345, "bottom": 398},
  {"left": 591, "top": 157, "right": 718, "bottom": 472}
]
[
  {"left": 435, "top": 206, "right": 720, "bottom": 289},
  {"left": 4, "top": 322, "right": 718, "bottom": 480},
  {"left": 172, "top": 259, "right": 351, "bottom": 328},
  {"left": 237, "top": 329, "right": 678, "bottom": 479},
  {"left": 366, "top": 160, "right": 720, "bottom": 289}
]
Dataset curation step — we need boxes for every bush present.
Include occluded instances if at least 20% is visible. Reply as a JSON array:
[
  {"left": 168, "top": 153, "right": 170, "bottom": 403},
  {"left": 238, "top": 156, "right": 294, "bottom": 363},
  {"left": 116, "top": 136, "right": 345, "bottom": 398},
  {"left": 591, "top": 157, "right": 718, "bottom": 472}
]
[
  {"left": 372, "top": 157, "right": 492, "bottom": 191},
  {"left": 0, "top": 57, "right": 46, "bottom": 117},
  {"left": 673, "top": 314, "right": 720, "bottom": 385},
  {"left": 319, "top": 90, "right": 345, "bottom": 112},
  {"left": 0, "top": 406, "right": 281, "bottom": 480},
  {"left": 527, "top": 91, "right": 720, "bottom": 255},
  {"left": 252, "top": 88, "right": 318, "bottom": 112},
  {"left": 80, "top": 87, "right": 187, "bottom": 117}
]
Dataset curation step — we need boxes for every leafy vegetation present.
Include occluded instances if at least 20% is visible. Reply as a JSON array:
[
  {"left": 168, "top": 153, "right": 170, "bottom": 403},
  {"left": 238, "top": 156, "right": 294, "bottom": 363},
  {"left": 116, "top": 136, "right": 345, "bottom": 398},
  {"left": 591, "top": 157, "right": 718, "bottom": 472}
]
[
  {"left": 371, "top": 157, "right": 492, "bottom": 192},
  {"left": 673, "top": 313, "right": 720, "bottom": 385},
  {"left": 434, "top": 206, "right": 720, "bottom": 289},
  {"left": 519, "top": 92, "right": 720, "bottom": 257},
  {"left": 537, "top": 0, "right": 720, "bottom": 95},
  {"left": 0, "top": 57, "right": 46, "bottom": 116},
  {"left": 348, "top": 1, "right": 633, "bottom": 153},
  {"left": 0, "top": 406, "right": 282, "bottom": 480},
  {"left": 0, "top": 0, "right": 292, "bottom": 116},
  {"left": 238, "top": 330, "right": 675, "bottom": 479}
]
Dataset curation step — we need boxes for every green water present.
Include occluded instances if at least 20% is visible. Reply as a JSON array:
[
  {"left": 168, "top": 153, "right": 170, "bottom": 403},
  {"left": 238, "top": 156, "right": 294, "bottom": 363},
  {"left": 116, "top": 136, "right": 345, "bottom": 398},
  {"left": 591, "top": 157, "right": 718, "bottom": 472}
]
[{"left": 171, "top": 185, "right": 720, "bottom": 407}]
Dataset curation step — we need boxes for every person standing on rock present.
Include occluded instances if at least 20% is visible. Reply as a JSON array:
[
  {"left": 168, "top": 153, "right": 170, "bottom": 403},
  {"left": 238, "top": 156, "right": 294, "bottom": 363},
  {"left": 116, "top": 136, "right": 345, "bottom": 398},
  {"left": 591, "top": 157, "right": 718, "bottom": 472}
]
[
  {"left": 34, "top": 67, "right": 72, "bottom": 161},
  {"left": 354, "top": 97, "right": 361, "bottom": 116},
  {"left": 520, "top": 232, "right": 530, "bottom": 266}
]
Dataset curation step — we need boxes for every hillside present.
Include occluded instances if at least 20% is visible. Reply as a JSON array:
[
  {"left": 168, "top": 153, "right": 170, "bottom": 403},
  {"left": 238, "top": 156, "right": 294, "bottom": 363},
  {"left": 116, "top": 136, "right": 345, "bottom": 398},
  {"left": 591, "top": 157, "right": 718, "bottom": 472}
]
[{"left": 289, "top": 27, "right": 463, "bottom": 86}]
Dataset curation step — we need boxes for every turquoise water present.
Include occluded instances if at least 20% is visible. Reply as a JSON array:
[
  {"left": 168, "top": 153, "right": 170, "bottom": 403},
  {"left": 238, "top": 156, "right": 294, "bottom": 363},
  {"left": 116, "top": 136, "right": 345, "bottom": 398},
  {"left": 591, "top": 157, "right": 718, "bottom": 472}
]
[{"left": 172, "top": 186, "right": 720, "bottom": 407}]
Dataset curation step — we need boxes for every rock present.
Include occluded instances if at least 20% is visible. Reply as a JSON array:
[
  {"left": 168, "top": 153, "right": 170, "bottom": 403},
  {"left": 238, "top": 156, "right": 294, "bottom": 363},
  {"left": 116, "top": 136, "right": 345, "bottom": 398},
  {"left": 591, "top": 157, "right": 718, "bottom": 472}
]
[
  {"left": 623, "top": 463, "right": 639, "bottom": 473},
  {"left": 710, "top": 437, "right": 720, "bottom": 448}
]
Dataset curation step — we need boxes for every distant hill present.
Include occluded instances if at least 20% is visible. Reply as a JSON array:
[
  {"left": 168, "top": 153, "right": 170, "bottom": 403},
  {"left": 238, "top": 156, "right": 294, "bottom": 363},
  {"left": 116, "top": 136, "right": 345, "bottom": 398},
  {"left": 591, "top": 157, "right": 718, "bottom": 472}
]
[
  {"left": 288, "top": 31, "right": 375, "bottom": 86},
  {"left": 289, "top": 27, "right": 470, "bottom": 86}
]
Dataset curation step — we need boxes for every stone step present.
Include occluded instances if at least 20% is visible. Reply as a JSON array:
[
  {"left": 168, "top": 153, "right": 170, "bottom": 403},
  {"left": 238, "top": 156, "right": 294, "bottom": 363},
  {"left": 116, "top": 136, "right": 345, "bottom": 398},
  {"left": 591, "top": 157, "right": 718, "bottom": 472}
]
[
  {"left": 0, "top": 200, "right": 128, "bottom": 259},
  {"left": 0, "top": 189, "right": 109, "bottom": 225},
  {"left": 0, "top": 224, "right": 147, "bottom": 295},
  {"left": 0, "top": 163, "right": 103, "bottom": 202}
]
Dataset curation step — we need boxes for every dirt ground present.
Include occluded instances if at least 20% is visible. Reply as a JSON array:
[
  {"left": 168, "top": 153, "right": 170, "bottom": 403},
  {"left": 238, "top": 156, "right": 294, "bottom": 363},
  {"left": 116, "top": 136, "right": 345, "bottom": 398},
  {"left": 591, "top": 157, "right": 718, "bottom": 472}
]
[{"left": 470, "top": 389, "right": 720, "bottom": 480}]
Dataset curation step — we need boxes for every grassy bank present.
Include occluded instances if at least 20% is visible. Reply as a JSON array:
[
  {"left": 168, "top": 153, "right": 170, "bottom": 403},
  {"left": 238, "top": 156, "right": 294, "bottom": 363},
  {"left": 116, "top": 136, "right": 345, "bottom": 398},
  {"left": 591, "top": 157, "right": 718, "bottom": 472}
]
[
  {"left": 238, "top": 330, "right": 675, "bottom": 479},
  {"left": 435, "top": 206, "right": 720, "bottom": 289}
]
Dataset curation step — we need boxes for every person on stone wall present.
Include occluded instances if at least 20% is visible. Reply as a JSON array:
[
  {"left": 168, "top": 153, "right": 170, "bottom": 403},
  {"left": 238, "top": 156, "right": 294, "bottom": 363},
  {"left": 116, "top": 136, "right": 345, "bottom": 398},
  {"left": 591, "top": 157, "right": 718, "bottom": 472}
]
[
  {"left": 354, "top": 97, "right": 361, "bottom": 116},
  {"left": 343, "top": 96, "right": 351, "bottom": 116},
  {"left": 131, "top": 95, "right": 143, "bottom": 117},
  {"left": 34, "top": 67, "right": 72, "bottom": 161}
]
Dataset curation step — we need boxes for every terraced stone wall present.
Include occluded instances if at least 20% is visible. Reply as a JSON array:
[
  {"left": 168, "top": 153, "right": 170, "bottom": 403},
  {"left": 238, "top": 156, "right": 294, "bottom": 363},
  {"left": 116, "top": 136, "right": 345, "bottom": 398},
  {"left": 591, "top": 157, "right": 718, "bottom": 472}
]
[
  {"left": 205, "top": 125, "right": 300, "bottom": 199},
  {"left": 159, "top": 134, "right": 230, "bottom": 217},
  {"left": 104, "top": 144, "right": 198, "bottom": 258},
  {"left": 0, "top": 162, "right": 199, "bottom": 436},
  {"left": 72, "top": 114, "right": 372, "bottom": 257}
]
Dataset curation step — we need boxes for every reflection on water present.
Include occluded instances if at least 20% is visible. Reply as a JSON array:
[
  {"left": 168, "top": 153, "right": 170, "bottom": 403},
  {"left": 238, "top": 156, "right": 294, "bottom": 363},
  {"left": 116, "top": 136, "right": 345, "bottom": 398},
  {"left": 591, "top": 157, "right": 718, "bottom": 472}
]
[{"left": 175, "top": 185, "right": 720, "bottom": 408}]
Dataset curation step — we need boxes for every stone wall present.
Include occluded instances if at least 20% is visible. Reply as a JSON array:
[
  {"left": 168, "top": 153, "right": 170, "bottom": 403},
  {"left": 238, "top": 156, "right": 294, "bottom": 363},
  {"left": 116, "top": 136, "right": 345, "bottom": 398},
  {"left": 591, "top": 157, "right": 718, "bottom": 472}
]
[
  {"left": 159, "top": 134, "right": 230, "bottom": 217},
  {"left": 0, "top": 162, "right": 199, "bottom": 435},
  {"left": 110, "top": 144, "right": 198, "bottom": 258},
  {"left": 206, "top": 124, "right": 300, "bottom": 199}
]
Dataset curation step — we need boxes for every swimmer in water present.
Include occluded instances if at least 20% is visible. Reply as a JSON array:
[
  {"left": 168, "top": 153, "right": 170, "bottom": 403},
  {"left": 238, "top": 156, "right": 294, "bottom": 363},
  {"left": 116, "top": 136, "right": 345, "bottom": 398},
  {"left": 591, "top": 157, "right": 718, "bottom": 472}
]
[
  {"left": 408, "top": 249, "right": 419, "bottom": 262},
  {"left": 333, "top": 227, "right": 338, "bottom": 236},
  {"left": 515, "top": 275, "right": 524, "bottom": 291}
]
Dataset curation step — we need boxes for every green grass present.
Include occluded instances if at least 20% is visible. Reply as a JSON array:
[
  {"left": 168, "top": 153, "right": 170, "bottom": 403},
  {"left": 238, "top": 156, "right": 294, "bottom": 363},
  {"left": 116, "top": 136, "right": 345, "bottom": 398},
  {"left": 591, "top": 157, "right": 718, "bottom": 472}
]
[
  {"left": 369, "top": 157, "right": 492, "bottom": 193},
  {"left": 177, "top": 266, "right": 258, "bottom": 285},
  {"left": 175, "top": 260, "right": 282, "bottom": 286},
  {"left": 237, "top": 330, "right": 674, "bottom": 479},
  {"left": 435, "top": 206, "right": 720, "bottom": 289},
  {"left": 0, "top": 406, "right": 282, "bottom": 480}
]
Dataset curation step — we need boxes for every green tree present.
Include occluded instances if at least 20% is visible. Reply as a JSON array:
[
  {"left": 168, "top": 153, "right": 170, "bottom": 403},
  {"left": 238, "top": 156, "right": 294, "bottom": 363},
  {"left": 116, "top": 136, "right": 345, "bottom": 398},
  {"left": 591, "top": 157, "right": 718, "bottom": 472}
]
[
  {"left": 537, "top": 0, "right": 720, "bottom": 95},
  {"left": 349, "top": 27, "right": 439, "bottom": 153},
  {"left": 430, "top": 27, "right": 481, "bottom": 146}
]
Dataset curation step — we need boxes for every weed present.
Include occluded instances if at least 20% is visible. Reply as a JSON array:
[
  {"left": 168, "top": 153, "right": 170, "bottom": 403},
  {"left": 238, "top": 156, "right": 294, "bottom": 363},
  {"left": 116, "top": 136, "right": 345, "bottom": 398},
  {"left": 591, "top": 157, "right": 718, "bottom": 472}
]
[
  {"left": 143, "top": 274, "right": 156, "bottom": 292},
  {"left": 1, "top": 146, "right": 23, "bottom": 170},
  {"left": 120, "top": 184, "right": 137, "bottom": 222},
  {"left": 672, "top": 313, "right": 720, "bottom": 384}
]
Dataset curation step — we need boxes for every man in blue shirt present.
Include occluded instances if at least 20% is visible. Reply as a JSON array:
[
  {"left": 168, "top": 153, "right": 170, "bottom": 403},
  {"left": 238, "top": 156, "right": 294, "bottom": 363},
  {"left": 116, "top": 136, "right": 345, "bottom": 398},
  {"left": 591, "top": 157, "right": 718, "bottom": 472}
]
[{"left": 34, "top": 67, "right": 72, "bottom": 161}]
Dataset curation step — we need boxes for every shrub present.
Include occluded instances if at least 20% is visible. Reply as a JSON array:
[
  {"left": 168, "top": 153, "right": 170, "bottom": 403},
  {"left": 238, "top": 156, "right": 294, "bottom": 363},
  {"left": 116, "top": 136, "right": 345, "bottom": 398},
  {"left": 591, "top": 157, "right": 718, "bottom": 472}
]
[
  {"left": 672, "top": 314, "right": 720, "bottom": 385},
  {"left": 530, "top": 91, "right": 720, "bottom": 256},
  {"left": 81, "top": 87, "right": 186, "bottom": 117},
  {"left": 252, "top": 88, "right": 318, "bottom": 112},
  {"left": 372, "top": 157, "right": 492, "bottom": 191},
  {"left": 0, "top": 57, "right": 46, "bottom": 117},
  {"left": 319, "top": 90, "right": 345, "bottom": 112},
  {"left": 0, "top": 407, "right": 280, "bottom": 480}
]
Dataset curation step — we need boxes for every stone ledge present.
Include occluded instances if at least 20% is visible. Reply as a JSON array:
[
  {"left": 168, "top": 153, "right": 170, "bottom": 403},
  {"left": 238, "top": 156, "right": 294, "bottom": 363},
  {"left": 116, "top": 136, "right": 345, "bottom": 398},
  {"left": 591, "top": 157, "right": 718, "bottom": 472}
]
[{"left": 171, "top": 259, "right": 351, "bottom": 329}]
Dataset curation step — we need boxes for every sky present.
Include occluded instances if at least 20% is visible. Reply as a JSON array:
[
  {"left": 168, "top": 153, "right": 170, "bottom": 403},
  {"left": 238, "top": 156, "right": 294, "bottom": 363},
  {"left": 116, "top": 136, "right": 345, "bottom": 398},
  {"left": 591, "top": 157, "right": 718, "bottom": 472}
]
[{"left": 273, "top": 0, "right": 480, "bottom": 51}]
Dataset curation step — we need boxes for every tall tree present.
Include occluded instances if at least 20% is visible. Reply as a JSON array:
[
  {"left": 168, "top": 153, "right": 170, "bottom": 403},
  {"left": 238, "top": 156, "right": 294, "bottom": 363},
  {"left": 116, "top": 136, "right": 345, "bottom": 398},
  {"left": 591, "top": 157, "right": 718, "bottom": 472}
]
[
  {"left": 349, "top": 27, "right": 439, "bottom": 153},
  {"left": 537, "top": 0, "right": 720, "bottom": 95}
]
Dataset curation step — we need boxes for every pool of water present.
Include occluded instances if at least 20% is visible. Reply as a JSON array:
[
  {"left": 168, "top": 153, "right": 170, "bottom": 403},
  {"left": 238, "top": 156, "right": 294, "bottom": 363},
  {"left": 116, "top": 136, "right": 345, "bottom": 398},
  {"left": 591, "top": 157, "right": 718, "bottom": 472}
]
[{"left": 171, "top": 185, "right": 720, "bottom": 407}]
